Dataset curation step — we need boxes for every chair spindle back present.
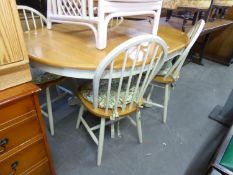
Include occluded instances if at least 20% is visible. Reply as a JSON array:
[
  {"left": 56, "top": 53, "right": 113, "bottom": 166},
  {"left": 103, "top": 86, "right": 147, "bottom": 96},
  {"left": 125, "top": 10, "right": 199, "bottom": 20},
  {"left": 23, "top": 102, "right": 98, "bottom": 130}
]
[
  {"left": 17, "top": 5, "right": 47, "bottom": 31},
  {"left": 165, "top": 19, "right": 205, "bottom": 80},
  {"left": 92, "top": 35, "right": 168, "bottom": 114}
]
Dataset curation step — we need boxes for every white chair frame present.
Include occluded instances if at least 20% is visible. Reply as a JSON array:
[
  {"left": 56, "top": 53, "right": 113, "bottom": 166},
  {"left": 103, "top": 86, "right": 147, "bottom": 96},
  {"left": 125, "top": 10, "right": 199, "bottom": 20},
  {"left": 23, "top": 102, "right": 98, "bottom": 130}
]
[
  {"left": 144, "top": 20, "right": 205, "bottom": 123},
  {"left": 76, "top": 34, "right": 168, "bottom": 166},
  {"left": 47, "top": 0, "right": 163, "bottom": 49},
  {"left": 17, "top": 5, "right": 73, "bottom": 136}
]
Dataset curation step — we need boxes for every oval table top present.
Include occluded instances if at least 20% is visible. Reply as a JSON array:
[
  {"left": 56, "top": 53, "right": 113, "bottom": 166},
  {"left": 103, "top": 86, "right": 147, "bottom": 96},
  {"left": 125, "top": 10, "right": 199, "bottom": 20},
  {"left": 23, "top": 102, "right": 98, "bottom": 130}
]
[{"left": 24, "top": 20, "right": 189, "bottom": 70}]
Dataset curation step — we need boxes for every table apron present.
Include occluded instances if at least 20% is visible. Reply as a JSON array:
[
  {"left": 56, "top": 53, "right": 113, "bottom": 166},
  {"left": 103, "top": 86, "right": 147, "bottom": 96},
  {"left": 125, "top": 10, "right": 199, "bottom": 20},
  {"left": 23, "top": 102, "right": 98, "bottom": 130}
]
[{"left": 31, "top": 50, "right": 181, "bottom": 79}]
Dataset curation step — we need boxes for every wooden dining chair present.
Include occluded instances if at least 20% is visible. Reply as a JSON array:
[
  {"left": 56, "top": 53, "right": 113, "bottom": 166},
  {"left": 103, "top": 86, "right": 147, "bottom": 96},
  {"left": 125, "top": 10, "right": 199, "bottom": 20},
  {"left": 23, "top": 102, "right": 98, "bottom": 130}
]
[
  {"left": 75, "top": 35, "right": 168, "bottom": 166},
  {"left": 164, "top": 0, "right": 211, "bottom": 31},
  {"left": 211, "top": 0, "right": 233, "bottom": 19},
  {"left": 47, "top": 0, "right": 163, "bottom": 50},
  {"left": 144, "top": 20, "right": 205, "bottom": 123},
  {"left": 17, "top": 5, "right": 73, "bottom": 136}
]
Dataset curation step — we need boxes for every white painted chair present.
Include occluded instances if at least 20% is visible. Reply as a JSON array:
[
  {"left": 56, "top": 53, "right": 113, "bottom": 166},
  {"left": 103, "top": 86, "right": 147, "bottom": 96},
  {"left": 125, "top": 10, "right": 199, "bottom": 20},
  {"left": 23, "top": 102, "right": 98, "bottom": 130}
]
[
  {"left": 144, "top": 19, "right": 205, "bottom": 123},
  {"left": 47, "top": 0, "right": 163, "bottom": 50},
  {"left": 17, "top": 5, "right": 73, "bottom": 136},
  {"left": 75, "top": 34, "right": 168, "bottom": 166}
]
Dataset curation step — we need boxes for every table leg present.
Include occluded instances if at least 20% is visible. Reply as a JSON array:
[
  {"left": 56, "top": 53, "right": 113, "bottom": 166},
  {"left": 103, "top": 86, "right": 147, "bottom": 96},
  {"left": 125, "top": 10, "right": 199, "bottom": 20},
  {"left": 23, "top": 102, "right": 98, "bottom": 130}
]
[
  {"left": 199, "top": 34, "right": 210, "bottom": 65},
  {"left": 166, "top": 10, "right": 173, "bottom": 22},
  {"left": 191, "top": 33, "right": 210, "bottom": 65}
]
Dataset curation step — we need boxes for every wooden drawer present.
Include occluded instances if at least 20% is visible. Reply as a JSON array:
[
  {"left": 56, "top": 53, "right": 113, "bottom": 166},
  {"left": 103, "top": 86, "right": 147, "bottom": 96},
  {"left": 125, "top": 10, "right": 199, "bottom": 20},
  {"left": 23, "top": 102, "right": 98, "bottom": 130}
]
[
  {"left": 0, "top": 111, "right": 42, "bottom": 155},
  {"left": 0, "top": 137, "right": 47, "bottom": 175},
  {"left": 23, "top": 158, "right": 51, "bottom": 175},
  {"left": 0, "top": 96, "right": 35, "bottom": 126}
]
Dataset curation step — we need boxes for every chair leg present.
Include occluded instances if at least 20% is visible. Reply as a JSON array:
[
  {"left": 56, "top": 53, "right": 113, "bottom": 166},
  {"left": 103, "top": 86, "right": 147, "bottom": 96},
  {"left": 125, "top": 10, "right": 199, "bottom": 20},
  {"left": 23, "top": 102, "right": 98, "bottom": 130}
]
[
  {"left": 110, "top": 123, "right": 115, "bottom": 138},
  {"left": 163, "top": 84, "right": 170, "bottom": 123},
  {"left": 136, "top": 111, "right": 143, "bottom": 144},
  {"left": 76, "top": 104, "right": 84, "bottom": 129},
  {"left": 56, "top": 85, "right": 62, "bottom": 95},
  {"left": 146, "top": 84, "right": 154, "bottom": 101},
  {"left": 97, "top": 118, "right": 106, "bottom": 166},
  {"left": 166, "top": 10, "right": 173, "bottom": 22},
  {"left": 46, "top": 87, "right": 55, "bottom": 136}
]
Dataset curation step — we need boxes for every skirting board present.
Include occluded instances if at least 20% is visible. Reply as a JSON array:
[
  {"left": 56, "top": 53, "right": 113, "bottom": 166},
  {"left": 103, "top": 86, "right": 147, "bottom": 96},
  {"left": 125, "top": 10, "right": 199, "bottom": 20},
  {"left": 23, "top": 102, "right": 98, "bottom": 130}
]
[{"left": 0, "top": 63, "right": 32, "bottom": 91}]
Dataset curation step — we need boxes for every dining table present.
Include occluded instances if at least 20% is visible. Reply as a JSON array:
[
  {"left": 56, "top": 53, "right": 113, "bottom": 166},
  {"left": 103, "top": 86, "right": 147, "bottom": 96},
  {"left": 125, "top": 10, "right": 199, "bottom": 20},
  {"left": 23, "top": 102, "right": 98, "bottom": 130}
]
[{"left": 24, "top": 19, "right": 189, "bottom": 79}]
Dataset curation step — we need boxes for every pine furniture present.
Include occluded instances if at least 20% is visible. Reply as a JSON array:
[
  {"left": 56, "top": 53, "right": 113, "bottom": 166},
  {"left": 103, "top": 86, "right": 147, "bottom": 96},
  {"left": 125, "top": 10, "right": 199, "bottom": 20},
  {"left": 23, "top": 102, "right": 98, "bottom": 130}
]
[
  {"left": 76, "top": 34, "right": 168, "bottom": 166},
  {"left": 47, "top": 0, "right": 163, "bottom": 49},
  {"left": 144, "top": 20, "right": 205, "bottom": 123},
  {"left": 0, "top": 0, "right": 31, "bottom": 90},
  {"left": 0, "top": 82, "right": 55, "bottom": 174},
  {"left": 23, "top": 20, "right": 189, "bottom": 79}
]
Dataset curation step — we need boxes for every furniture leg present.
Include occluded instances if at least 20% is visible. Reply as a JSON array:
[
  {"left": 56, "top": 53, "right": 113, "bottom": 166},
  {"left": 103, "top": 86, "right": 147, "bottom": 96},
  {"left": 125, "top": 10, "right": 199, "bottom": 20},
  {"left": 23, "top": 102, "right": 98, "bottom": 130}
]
[
  {"left": 117, "top": 121, "right": 121, "bottom": 137},
  {"left": 76, "top": 104, "right": 84, "bottom": 129},
  {"left": 182, "top": 16, "right": 188, "bottom": 32},
  {"left": 144, "top": 85, "right": 154, "bottom": 108},
  {"left": 163, "top": 84, "right": 170, "bottom": 123},
  {"left": 166, "top": 10, "right": 173, "bottom": 22},
  {"left": 46, "top": 87, "right": 54, "bottom": 136},
  {"left": 97, "top": 8, "right": 107, "bottom": 50},
  {"left": 136, "top": 111, "right": 143, "bottom": 143},
  {"left": 111, "top": 123, "right": 115, "bottom": 138},
  {"left": 192, "top": 11, "right": 199, "bottom": 25},
  {"left": 56, "top": 85, "right": 62, "bottom": 95},
  {"left": 152, "top": 8, "right": 161, "bottom": 35},
  {"left": 97, "top": 118, "right": 106, "bottom": 166},
  {"left": 198, "top": 33, "right": 211, "bottom": 65},
  {"left": 146, "top": 85, "right": 154, "bottom": 102}
]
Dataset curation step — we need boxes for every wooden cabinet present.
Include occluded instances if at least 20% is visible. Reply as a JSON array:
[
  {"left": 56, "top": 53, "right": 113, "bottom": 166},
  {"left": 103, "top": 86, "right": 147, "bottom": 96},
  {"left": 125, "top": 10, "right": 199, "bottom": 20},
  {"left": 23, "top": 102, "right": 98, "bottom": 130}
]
[
  {"left": 0, "top": 0, "right": 31, "bottom": 90},
  {"left": 204, "top": 7, "right": 233, "bottom": 65},
  {"left": 0, "top": 82, "right": 55, "bottom": 175}
]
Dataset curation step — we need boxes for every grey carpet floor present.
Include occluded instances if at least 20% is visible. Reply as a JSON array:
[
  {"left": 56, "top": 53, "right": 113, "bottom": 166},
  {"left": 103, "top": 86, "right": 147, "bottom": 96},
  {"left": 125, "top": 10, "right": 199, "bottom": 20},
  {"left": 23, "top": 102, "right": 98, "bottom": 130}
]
[{"left": 41, "top": 60, "right": 233, "bottom": 175}]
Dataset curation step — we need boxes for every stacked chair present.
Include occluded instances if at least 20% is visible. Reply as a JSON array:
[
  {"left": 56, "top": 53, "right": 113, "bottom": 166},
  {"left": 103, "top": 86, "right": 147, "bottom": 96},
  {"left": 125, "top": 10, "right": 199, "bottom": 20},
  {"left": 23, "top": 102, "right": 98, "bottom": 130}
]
[
  {"left": 18, "top": 5, "right": 73, "bottom": 136},
  {"left": 163, "top": 0, "right": 212, "bottom": 31},
  {"left": 211, "top": 0, "right": 233, "bottom": 19},
  {"left": 47, "top": 0, "right": 163, "bottom": 49},
  {"left": 144, "top": 20, "right": 205, "bottom": 123}
]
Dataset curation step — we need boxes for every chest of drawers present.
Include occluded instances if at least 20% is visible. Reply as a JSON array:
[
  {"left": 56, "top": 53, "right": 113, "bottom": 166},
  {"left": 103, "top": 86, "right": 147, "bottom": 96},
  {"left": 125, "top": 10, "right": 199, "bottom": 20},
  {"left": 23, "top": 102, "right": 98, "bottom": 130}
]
[{"left": 0, "top": 82, "right": 55, "bottom": 175}]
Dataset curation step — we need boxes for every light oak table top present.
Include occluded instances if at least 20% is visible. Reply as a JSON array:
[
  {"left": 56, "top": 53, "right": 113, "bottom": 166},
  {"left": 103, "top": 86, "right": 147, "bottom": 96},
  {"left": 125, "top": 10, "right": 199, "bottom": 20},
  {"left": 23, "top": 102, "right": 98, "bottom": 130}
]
[{"left": 24, "top": 20, "right": 189, "bottom": 79}]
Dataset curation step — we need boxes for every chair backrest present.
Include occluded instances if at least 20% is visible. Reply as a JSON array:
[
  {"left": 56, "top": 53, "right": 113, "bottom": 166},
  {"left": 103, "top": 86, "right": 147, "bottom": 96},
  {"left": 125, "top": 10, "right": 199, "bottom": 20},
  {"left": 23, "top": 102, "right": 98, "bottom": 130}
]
[
  {"left": 165, "top": 19, "right": 205, "bottom": 80},
  {"left": 17, "top": 5, "right": 47, "bottom": 31},
  {"left": 92, "top": 35, "right": 168, "bottom": 113}
]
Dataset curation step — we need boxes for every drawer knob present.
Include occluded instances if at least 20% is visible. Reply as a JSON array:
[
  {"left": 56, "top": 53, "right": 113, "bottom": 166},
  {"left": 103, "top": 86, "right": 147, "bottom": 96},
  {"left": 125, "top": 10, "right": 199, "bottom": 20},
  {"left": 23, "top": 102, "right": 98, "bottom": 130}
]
[
  {"left": 8, "top": 161, "right": 19, "bottom": 175},
  {"left": 0, "top": 138, "right": 9, "bottom": 153}
]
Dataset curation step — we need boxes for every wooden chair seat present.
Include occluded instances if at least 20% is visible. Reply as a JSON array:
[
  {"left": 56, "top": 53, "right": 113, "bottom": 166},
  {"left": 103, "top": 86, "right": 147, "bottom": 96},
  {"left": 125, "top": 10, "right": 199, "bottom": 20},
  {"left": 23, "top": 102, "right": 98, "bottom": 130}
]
[
  {"left": 77, "top": 90, "right": 139, "bottom": 118},
  {"left": 154, "top": 75, "right": 177, "bottom": 84}
]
